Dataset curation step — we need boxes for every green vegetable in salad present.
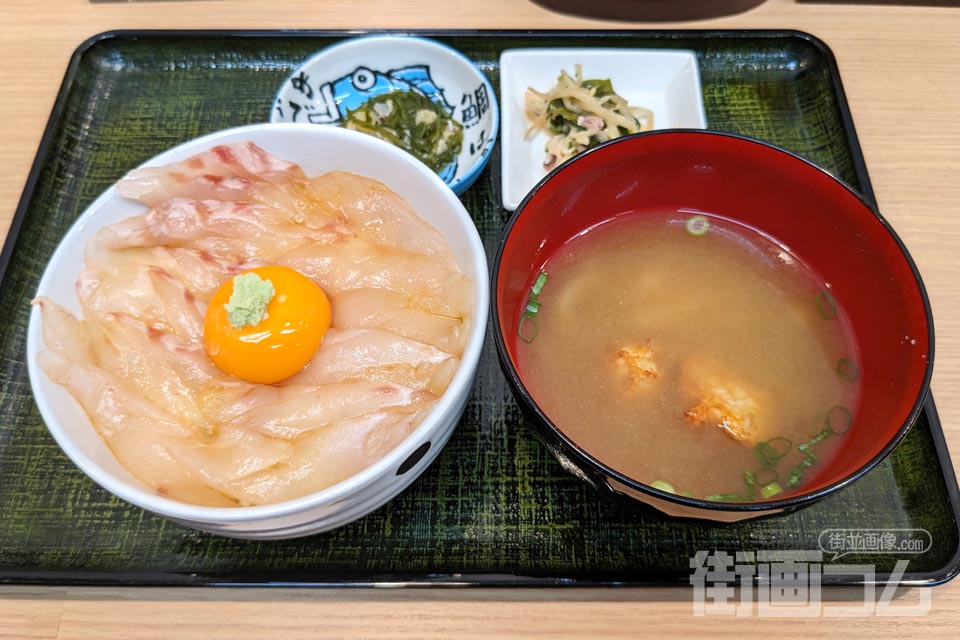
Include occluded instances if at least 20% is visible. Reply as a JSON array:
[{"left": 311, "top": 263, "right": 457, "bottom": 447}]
[
  {"left": 343, "top": 91, "right": 464, "bottom": 174},
  {"left": 524, "top": 65, "right": 654, "bottom": 170}
]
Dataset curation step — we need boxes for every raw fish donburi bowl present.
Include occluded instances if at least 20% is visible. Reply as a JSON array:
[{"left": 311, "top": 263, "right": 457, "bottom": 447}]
[{"left": 27, "top": 123, "right": 489, "bottom": 539}]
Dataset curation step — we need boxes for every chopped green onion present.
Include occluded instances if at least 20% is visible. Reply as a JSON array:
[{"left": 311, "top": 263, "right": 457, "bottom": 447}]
[
  {"left": 798, "top": 425, "right": 829, "bottom": 453},
  {"left": 784, "top": 430, "right": 825, "bottom": 490},
  {"left": 705, "top": 493, "right": 744, "bottom": 502},
  {"left": 517, "top": 314, "right": 538, "bottom": 343},
  {"left": 650, "top": 480, "right": 676, "bottom": 494},
  {"left": 531, "top": 272, "right": 548, "bottom": 296},
  {"left": 836, "top": 357, "right": 859, "bottom": 382},
  {"left": 760, "top": 481, "right": 783, "bottom": 499},
  {"left": 826, "top": 405, "right": 853, "bottom": 434},
  {"left": 786, "top": 469, "right": 804, "bottom": 488},
  {"left": 766, "top": 437, "right": 793, "bottom": 457},
  {"left": 755, "top": 437, "right": 791, "bottom": 467},
  {"left": 755, "top": 467, "right": 779, "bottom": 486},
  {"left": 685, "top": 215, "right": 710, "bottom": 237},
  {"left": 517, "top": 271, "right": 548, "bottom": 343},
  {"left": 817, "top": 289, "right": 837, "bottom": 320},
  {"left": 808, "top": 427, "right": 832, "bottom": 446},
  {"left": 742, "top": 470, "right": 757, "bottom": 498},
  {"left": 787, "top": 453, "right": 819, "bottom": 489},
  {"left": 754, "top": 444, "right": 776, "bottom": 468}
]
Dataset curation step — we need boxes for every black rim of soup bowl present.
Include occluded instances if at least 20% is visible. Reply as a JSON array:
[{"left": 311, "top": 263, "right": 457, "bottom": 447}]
[{"left": 490, "top": 129, "right": 935, "bottom": 516}]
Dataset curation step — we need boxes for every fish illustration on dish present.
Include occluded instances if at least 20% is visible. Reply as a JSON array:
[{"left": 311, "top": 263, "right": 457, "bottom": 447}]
[{"left": 331, "top": 66, "right": 453, "bottom": 115}]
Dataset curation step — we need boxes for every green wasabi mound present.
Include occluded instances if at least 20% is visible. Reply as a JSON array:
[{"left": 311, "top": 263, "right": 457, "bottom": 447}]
[{"left": 224, "top": 273, "right": 276, "bottom": 329}]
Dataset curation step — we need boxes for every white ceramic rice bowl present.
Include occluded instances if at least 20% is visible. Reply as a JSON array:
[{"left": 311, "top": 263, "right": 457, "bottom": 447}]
[{"left": 26, "top": 123, "right": 489, "bottom": 539}]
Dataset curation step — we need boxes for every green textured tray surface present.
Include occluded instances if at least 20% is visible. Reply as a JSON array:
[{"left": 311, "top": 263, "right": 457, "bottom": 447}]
[{"left": 0, "top": 30, "right": 957, "bottom": 586}]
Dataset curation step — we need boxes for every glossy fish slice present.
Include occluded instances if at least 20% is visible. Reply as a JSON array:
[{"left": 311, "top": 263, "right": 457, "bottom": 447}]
[
  {"left": 97, "top": 198, "right": 336, "bottom": 262},
  {"left": 33, "top": 296, "right": 93, "bottom": 366},
  {"left": 89, "top": 314, "right": 222, "bottom": 431},
  {"left": 222, "top": 381, "right": 434, "bottom": 440},
  {"left": 78, "top": 265, "right": 205, "bottom": 342},
  {"left": 222, "top": 410, "right": 423, "bottom": 506},
  {"left": 117, "top": 141, "right": 308, "bottom": 207},
  {"left": 306, "top": 171, "right": 455, "bottom": 263},
  {"left": 330, "top": 288, "right": 467, "bottom": 353},
  {"left": 168, "top": 425, "right": 295, "bottom": 495},
  {"left": 107, "top": 428, "right": 240, "bottom": 507},
  {"left": 279, "top": 237, "right": 471, "bottom": 318},
  {"left": 37, "top": 350, "right": 192, "bottom": 440},
  {"left": 284, "top": 328, "right": 459, "bottom": 395}
]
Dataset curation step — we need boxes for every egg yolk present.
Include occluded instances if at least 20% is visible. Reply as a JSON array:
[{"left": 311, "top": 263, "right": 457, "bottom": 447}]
[{"left": 203, "top": 266, "right": 331, "bottom": 384}]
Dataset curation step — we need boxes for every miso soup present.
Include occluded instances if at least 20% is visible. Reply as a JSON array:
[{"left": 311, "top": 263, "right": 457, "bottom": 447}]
[{"left": 516, "top": 211, "right": 861, "bottom": 501}]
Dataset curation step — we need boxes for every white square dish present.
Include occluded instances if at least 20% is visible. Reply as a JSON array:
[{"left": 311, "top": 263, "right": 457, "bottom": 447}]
[{"left": 499, "top": 48, "right": 707, "bottom": 211}]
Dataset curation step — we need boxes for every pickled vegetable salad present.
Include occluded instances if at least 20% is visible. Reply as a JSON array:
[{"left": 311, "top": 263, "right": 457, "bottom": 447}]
[
  {"left": 524, "top": 65, "right": 653, "bottom": 170},
  {"left": 344, "top": 91, "right": 464, "bottom": 174}
]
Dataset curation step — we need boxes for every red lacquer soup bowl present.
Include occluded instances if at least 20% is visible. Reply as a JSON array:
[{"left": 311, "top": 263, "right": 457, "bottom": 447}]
[{"left": 491, "top": 130, "right": 933, "bottom": 522}]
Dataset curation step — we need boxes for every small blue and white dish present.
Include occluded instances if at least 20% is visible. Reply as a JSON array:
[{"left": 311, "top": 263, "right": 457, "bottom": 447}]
[{"left": 272, "top": 35, "right": 498, "bottom": 195}]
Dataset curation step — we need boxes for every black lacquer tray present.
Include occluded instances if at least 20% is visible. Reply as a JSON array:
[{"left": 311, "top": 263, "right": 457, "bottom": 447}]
[{"left": 0, "top": 29, "right": 957, "bottom": 587}]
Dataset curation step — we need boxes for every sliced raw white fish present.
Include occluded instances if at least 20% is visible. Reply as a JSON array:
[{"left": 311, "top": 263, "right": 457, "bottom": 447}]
[
  {"left": 88, "top": 243, "right": 261, "bottom": 303},
  {"left": 306, "top": 171, "right": 455, "bottom": 263},
  {"left": 285, "top": 328, "right": 458, "bottom": 395},
  {"left": 37, "top": 350, "right": 192, "bottom": 440},
  {"left": 117, "top": 142, "right": 307, "bottom": 207},
  {"left": 78, "top": 266, "right": 205, "bottom": 342},
  {"left": 223, "top": 381, "right": 434, "bottom": 440},
  {"left": 168, "top": 425, "right": 294, "bottom": 492},
  {"left": 97, "top": 198, "right": 336, "bottom": 261},
  {"left": 330, "top": 288, "right": 467, "bottom": 353},
  {"left": 223, "top": 410, "right": 423, "bottom": 505},
  {"left": 279, "top": 237, "right": 471, "bottom": 317},
  {"left": 107, "top": 428, "right": 239, "bottom": 507},
  {"left": 33, "top": 297, "right": 92, "bottom": 365},
  {"left": 87, "top": 314, "right": 219, "bottom": 431}
]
